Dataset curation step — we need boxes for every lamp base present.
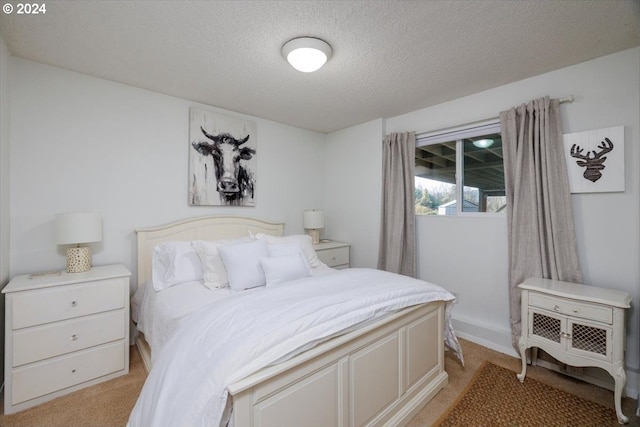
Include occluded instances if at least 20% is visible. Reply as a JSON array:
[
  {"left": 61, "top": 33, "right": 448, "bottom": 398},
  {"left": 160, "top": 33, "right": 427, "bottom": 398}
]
[
  {"left": 66, "top": 247, "right": 92, "bottom": 273},
  {"left": 307, "top": 229, "right": 320, "bottom": 245}
]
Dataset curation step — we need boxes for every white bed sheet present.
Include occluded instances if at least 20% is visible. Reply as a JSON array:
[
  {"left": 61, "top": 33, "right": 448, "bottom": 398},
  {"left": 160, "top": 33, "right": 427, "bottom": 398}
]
[
  {"left": 133, "top": 281, "right": 229, "bottom": 359},
  {"left": 132, "top": 265, "right": 338, "bottom": 360}
]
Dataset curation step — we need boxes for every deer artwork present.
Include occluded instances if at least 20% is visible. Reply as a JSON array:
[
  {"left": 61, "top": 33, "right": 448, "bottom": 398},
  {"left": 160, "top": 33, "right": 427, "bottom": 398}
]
[{"left": 569, "top": 137, "right": 614, "bottom": 183}]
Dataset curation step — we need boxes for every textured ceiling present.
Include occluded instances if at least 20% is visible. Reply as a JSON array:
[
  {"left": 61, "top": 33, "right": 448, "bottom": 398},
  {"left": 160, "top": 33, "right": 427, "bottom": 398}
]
[{"left": 1, "top": 1, "right": 638, "bottom": 133}]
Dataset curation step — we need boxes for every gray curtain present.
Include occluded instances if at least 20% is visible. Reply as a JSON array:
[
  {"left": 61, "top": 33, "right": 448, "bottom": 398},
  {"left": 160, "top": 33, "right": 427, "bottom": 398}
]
[
  {"left": 500, "top": 96, "right": 582, "bottom": 351},
  {"left": 378, "top": 132, "right": 416, "bottom": 277}
]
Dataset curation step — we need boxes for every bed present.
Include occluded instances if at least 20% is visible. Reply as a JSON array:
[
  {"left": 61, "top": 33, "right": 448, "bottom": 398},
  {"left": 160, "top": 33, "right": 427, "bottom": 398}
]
[{"left": 129, "top": 215, "right": 462, "bottom": 427}]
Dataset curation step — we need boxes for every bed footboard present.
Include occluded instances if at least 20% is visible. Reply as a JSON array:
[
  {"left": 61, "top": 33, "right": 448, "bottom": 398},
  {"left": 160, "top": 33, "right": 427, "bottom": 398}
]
[{"left": 228, "top": 301, "right": 447, "bottom": 427}]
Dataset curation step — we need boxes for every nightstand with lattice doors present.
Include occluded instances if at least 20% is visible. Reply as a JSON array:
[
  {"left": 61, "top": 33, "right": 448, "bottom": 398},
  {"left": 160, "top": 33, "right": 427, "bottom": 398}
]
[{"left": 517, "top": 277, "right": 631, "bottom": 424}]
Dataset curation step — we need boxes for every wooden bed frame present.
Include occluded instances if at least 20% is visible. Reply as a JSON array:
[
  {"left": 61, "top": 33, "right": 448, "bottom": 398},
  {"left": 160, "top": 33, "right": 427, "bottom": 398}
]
[{"left": 135, "top": 215, "right": 449, "bottom": 426}]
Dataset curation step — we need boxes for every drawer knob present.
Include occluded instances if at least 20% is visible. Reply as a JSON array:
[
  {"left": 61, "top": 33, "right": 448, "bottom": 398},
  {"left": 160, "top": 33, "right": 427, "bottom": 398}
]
[
  {"left": 71, "top": 334, "right": 78, "bottom": 341},
  {"left": 71, "top": 369, "right": 76, "bottom": 373},
  {"left": 71, "top": 301, "right": 78, "bottom": 307},
  {"left": 553, "top": 305, "right": 560, "bottom": 311}
]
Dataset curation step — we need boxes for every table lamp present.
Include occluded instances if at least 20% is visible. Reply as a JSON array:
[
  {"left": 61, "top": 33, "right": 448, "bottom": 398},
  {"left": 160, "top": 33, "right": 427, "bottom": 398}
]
[
  {"left": 303, "top": 209, "right": 324, "bottom": 245},
  {"left": 55, "top": 212, "right": 103, "bottom": 273}
]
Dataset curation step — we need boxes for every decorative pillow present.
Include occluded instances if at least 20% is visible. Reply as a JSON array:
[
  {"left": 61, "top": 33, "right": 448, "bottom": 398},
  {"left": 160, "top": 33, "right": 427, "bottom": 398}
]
[
  {"left": 217, "top": 239, "right": 269, "bottom": 291},
  {"left": 192, "top": 237, "right": 252, "bottom": 289},
  {"left": 255, "top": 234, "right": 323, "bottom": 268},
  {"left": 152, "top": 241, "right": 204, "bottom": 291},
  {"left": 261, "top": 253, "right": 313, "bottom": 287}
]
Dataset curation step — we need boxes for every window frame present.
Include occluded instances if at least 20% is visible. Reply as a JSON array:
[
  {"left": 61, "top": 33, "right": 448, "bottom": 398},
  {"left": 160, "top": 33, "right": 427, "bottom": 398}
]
[{"left": 415, "top": 119, "right": 504, "bottom": 217}]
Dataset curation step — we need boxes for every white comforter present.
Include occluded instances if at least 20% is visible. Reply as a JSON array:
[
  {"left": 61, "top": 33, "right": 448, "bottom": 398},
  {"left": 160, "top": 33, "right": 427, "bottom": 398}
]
[{"left": 128, "top": 268, "right": 462, "bottom": 427}]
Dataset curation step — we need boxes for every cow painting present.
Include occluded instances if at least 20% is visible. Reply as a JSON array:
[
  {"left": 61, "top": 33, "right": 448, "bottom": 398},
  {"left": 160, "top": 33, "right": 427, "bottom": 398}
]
[
  {"left": 188, "top": 109, "right": 257, "bottom": 206},
  {"left": 191, "top": 128, "right": 256, "bottom": 205}
]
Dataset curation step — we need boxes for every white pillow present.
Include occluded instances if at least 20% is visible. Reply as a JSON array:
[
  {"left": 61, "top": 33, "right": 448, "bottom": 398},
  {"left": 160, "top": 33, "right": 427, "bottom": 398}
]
[
  {"left": 192, "top": 237, "right": 252, "bottom": 289},
  {"left": 267, "top": 241, "right": 302, "bottom": 256},
  {"left": 267, "top": 242, "right": 312, "bottom": 270},
  {"left": 217, "top": 239, "right": 269, "bottom": 291},
  {"left": 255, "top": 234, "right": 323, "bottom": 268},
  {"left": 152, "top": 242, "right": 204, "bottom": 291},
  {"left": 261, "top": 253, "right": 313, "bottom": 287}
]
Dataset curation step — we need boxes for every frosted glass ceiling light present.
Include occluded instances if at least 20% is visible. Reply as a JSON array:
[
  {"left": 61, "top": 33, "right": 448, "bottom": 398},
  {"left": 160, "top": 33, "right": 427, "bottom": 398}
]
[
  {"left": 472, "top": 139, "right": 494, "bottom": 148},
  {"left": 282, "top": 37, "right": 332, "bottom": 73}
]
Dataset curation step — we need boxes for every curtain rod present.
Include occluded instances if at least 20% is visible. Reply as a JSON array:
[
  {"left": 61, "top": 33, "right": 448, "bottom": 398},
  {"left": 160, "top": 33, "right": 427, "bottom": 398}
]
[{"left": 415, "top": 94, "right": 575, "bottom": 138}]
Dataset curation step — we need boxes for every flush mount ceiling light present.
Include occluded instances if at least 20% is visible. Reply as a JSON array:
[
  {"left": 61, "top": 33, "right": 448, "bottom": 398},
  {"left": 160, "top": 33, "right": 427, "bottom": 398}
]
[
  {"left": 472, "top": 138, "right": 494, "bottom": 148},
  {"left": 282, "top": 37, "right": 332, "bottom": 73}
]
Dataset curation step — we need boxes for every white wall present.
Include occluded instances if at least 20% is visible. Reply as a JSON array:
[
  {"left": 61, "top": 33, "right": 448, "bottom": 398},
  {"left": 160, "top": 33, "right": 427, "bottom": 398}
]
[
  {"left": 415, "top": 216, "right": 511, "bottom": 348},
  {"left": 324, "top": 119, "right": 384, "bottom": 268},
  {"left": 382, "top": 47, "right": 639, "bottom": 392},
  {"left": 9, "top": 58, "right": 327, "bottom": 288},
  {"left": 0, "top": 34, "right": 11, "bottom": 386}
]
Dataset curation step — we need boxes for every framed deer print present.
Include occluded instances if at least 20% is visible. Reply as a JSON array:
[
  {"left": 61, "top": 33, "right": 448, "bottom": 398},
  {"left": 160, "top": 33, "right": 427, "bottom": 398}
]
[
  {"left": 188, "top": 108, "right": 257, "bottom": 206},
  {"left": 563, "top": 126, "right": 624, "bottom": 194}
]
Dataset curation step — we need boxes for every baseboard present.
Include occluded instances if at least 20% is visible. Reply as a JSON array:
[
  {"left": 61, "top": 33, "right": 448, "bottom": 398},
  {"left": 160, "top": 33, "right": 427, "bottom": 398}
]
[
  {"left": 451, "top": 314, "right": 518, "bottom": 358},
  {"left": 533, "top": 359, "right": 639, "bottom": 402},
  {"left": 135, "top": 333, "right": 152, "bottom": 374},
  {"left": 451, "top": 314, "right": 639, "bottom": 399}
]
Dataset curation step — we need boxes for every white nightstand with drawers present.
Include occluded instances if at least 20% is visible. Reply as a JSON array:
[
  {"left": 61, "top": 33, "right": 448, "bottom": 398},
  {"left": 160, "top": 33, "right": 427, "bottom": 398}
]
[
  {"left": 3, "top": 264, "right": 131, "bottom": 414},
  {"left": 314, "top": 241, "right": 350, "bottom": 269}
]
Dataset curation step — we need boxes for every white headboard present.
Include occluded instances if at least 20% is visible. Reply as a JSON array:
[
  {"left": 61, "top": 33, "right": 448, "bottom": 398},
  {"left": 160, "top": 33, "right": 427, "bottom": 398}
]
[{"left": 135, "top": 216, "right": 284, "bottom": 288}]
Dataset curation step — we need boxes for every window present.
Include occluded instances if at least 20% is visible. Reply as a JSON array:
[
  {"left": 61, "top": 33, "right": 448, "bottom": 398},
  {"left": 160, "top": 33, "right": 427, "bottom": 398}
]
[{"left": 415, "top": 121, "right": 505, "bottom": 216}]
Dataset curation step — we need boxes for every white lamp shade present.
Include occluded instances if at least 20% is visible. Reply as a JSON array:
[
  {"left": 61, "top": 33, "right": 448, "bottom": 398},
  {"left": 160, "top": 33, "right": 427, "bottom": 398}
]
[
  {"left": 303, "top": 209, "right": 325, "bottom": 229},
  {"left": 55, "top": 212, "right": 103, "bottom": 245},
  {"left": 282, "top": 37, "right": 332, "bottom": 73}
]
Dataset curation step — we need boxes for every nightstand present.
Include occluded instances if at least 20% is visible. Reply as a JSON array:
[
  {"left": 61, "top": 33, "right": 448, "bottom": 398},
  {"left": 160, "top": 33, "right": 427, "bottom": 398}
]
[
  {"left": 3, "top": 264, "right": 131, "bottom": 414},
  {"left": 314, "top": 241, "right": 350, "bottom": 269},
  {"left": 517, "top": 277, "right": 631, "bottom": 424}
]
